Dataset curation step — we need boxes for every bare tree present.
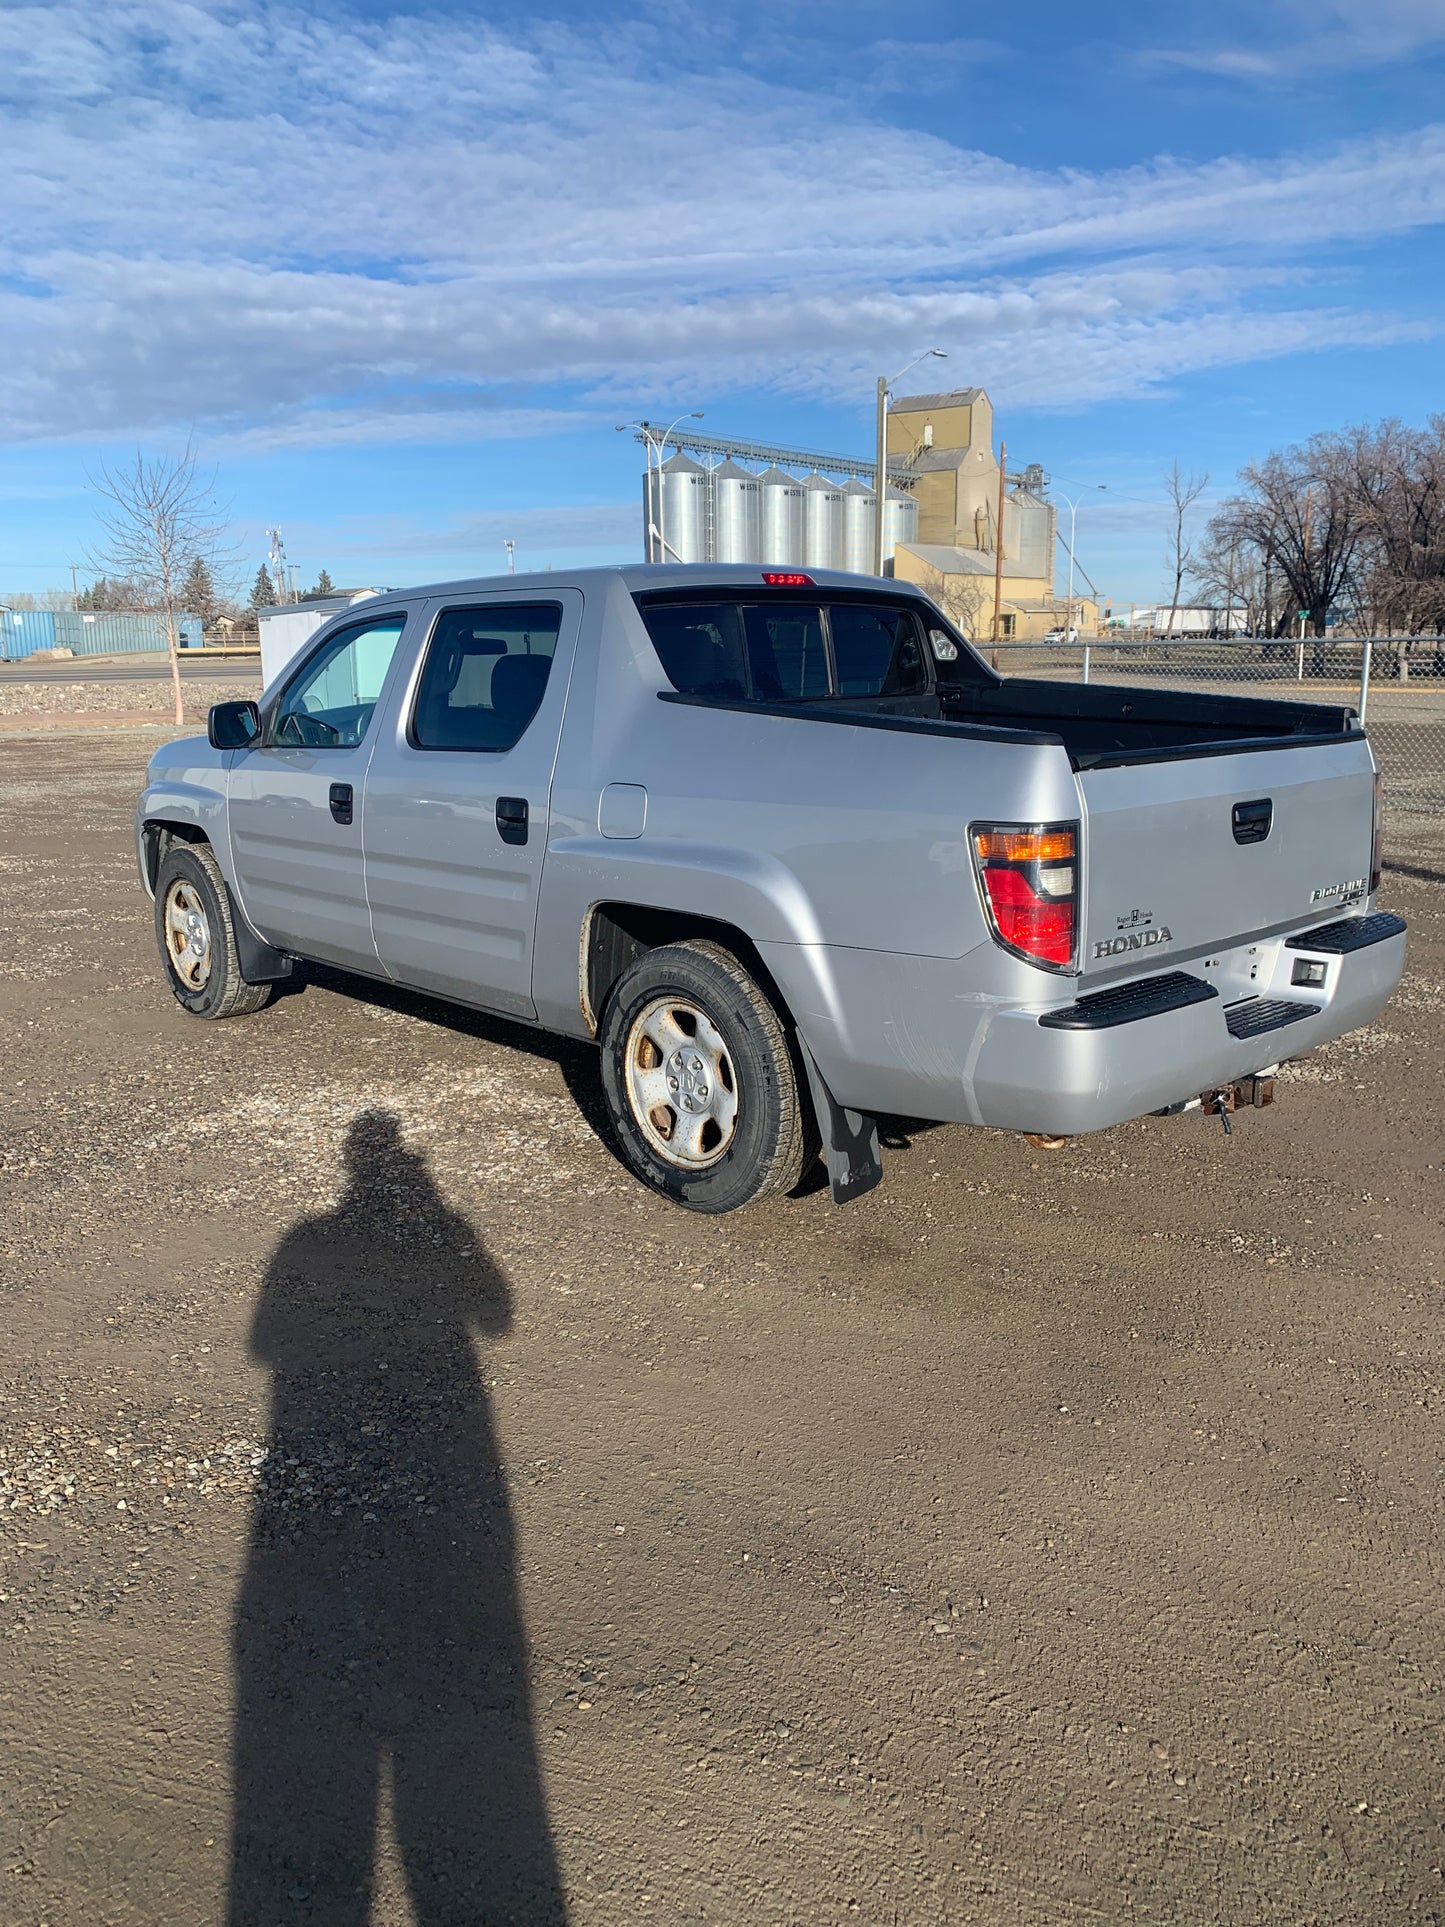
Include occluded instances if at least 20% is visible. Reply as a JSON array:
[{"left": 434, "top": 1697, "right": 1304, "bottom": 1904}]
[
  {"left": 1163, "top": 461, "right": 1210, "bottom": 638},
  {"left": 1340, "top": 416, "right": 1445, "bottom": 638},
  {"left": 77, "top": 574, "right": 151, "bottom": 612},
  {"left": 89, "top": 442, "right": 232, "bottom": 725},
  {"left": 912, "top": 560, "right": 988, "bottom": 640},
  {"left": 1, "top": 588, "right": 74, "bottom": 611},
  {"left": 1217, "top": 439, "right": 1363, "bottom": 644}
]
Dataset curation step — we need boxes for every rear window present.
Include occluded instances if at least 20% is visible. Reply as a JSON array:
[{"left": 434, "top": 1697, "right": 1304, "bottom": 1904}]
[
  {"left": 640, "top": 597, "right": 942, "bottom": 701},
  {"left": 744, "top": 605, "right": 828, "bottom": 700},
  {"left": 830, "top": 605, "right": 927, "bottom": 699},
  {"left": 637, "top": 603, "right": 749, "bottom": 700}
]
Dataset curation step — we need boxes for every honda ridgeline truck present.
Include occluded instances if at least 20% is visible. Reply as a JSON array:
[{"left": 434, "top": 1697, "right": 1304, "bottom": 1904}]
[{"left": 136, "top": 566, "right": 1405, "bottom": 1213}]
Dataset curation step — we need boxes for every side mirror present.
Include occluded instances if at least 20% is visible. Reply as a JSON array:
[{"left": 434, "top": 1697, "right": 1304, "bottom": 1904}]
[{"left": 209, "top": 700, "right": 260, "bottom": 750}]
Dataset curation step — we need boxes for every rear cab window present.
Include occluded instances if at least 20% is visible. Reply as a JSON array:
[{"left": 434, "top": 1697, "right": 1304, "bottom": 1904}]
[{"left": 637, "top": 592, "right": 983, "bottom": 704}]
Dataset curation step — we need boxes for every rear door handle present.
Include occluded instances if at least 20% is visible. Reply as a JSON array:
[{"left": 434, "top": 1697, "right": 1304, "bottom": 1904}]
[
  {"left": 329, "top": 782, "right": 354, "bottom": 826},
  {"left": 496, "top": 796, "right": 529, "bottom": 845}
]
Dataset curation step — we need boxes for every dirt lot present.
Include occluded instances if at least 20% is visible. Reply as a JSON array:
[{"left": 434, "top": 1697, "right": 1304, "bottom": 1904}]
[{"left": 2, "top": 729, "right": 1443, "bottom": 1927}]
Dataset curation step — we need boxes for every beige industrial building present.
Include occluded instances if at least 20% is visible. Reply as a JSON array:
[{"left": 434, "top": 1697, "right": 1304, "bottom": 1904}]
[{"left": 886, "top": 389, "right": 1096, "bottom": 640}]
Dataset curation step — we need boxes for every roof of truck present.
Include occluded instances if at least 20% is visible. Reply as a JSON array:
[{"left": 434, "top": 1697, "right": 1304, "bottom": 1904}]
[{"left": 358, "top": 563, "right": 929, "bottom": 602}]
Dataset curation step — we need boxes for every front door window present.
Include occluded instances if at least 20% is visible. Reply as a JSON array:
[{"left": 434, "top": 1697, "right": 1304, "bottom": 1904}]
[{"left": 272, "top": 616, "right": 406, "bottom": 747}]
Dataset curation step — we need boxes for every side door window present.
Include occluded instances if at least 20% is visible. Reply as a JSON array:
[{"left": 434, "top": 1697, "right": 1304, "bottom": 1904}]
[
  {"left": 410, "top": 604, "right": 564, "bottom": 750},
  {"left": 828, "top": 605, "right": 929, "bottom": 701},
  {"left": 271, "top": 615, "right": 407, "bottom": 748}
]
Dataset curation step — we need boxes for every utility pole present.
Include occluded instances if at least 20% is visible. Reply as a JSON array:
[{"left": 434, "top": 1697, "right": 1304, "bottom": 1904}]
[
  {"left": 1300, "top": 485, "right": 1314, "bottom": 638},
  {"left": 504, "top": 539, "right": 515, "bottom": 576},
  {"left": 872, "top": 350, "right": 946, "bottom": 577},
  {"left": 991, "top": 441, "right": 1007, "bottom": 650},
  {"left": 873, "top": 376, "right": 889, "bottom": 577},
  {"left": 69, "top": 563, "right": 78, "bottom": 611},
  {"left": 1223, "top": 539, "right": 1237, "bottom": 641}
]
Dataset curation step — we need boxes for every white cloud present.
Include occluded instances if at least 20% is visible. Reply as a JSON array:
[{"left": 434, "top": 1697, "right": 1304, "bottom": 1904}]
[
  {"left": 285, "top": 501, "right": 638, "bottom": 561},
  {"left": 1151, "top": 0, "right": 1445, "bottom": 78},
  {"left": 0, "top": 0, "right": 1441, "bottom": 448}
]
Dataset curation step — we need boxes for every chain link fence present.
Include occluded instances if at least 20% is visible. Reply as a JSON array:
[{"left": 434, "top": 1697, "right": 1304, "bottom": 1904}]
[{"left": 988, "top": 636, "right": 1444, "bottom": 869}]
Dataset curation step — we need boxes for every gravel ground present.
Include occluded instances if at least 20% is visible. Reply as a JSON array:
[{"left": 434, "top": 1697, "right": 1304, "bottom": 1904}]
[
  {"left": 0, "top": 676, "right": 259, "bottom": 718},
  {"left": 2, "top": 728, "right": 1443, "bottom": 1927}
]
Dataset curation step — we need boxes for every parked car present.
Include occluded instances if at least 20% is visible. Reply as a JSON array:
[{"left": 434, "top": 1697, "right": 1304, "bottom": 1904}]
[
  {"left": 136, "top": 565, "right": 1405, "bottom": 1214},
  {"left": 1043, "top": 625, "right": 1079, "bottom": 643}
]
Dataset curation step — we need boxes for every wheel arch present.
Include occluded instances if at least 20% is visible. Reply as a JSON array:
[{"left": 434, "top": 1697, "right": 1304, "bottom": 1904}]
[
  {"left": 140, "top": 817, "right": 210, "bottom": 896},
  {"left": 582, "top": 902, "right": 794, "bottom": 1038}
]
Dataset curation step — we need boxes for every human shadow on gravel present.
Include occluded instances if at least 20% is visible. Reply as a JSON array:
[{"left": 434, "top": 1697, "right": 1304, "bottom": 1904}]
[{"left": 227, "top": 1110, "right": 566, "bottom": 1927}]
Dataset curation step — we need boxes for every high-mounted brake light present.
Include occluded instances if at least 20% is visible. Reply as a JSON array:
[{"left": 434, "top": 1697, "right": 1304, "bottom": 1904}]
[
  {"left": 761, "top": 571, "right": 815, "bottom": 587},
  {"left": 970, "top": 822, "right": 1078, "bottom": 970}
]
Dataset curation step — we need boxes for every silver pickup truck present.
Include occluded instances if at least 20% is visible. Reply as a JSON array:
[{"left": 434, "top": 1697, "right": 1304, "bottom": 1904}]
[{"left": 137, "top": 565, "right": 1405, "bottom": 1213}]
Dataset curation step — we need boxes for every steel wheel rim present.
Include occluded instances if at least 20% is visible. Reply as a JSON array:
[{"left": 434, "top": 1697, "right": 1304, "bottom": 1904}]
[
  {"left": 623, "top": 995, "right": 740, "bottom": 1170},
  {"left": 164, "top": 879, "right": 212, "bottom": 989}
]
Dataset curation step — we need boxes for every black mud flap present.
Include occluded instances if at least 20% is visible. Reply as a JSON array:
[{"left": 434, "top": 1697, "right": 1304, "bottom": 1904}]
[
  {"left": 797, "top": 1038, "right": 883, "bottom": 1206},
  {"left": 225, "top": 883, "right": 295, "bottom": 985}
]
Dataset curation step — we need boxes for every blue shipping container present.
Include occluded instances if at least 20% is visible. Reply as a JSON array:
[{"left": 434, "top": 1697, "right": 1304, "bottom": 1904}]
[{"left": 0, "top": 609, "right": 198, "bottom": 660}]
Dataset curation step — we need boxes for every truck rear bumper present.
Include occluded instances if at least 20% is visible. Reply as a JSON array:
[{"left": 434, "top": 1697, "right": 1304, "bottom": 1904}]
[
  {"left": 969, "top": 917, "right": 1405, "bottom": 1135},
  {"left": 770, "top": 914, "right": 1406, "bottom": 1138}
]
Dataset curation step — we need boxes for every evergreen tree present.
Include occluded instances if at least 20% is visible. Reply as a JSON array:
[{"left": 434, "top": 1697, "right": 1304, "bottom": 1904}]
[
  {"left": 250, "top": 564, "right": 277, "bottom": 610},
  {"left": 182, "top": 554, "right": 217, "bottom": 627},
  {"left": 312, "top": 567, "right": 335, "bottom": 596},
  {"left": 77, "top": 575, "right": 147, "bottom": 611}
]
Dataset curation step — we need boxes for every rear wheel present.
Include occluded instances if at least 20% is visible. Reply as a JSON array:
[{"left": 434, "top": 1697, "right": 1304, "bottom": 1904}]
[
  {"left": 599, "top": 939, "right": 807, "bottom": 1213},
  {"left": 153, "top": 842, "right": 272, "bottom": 1020}
]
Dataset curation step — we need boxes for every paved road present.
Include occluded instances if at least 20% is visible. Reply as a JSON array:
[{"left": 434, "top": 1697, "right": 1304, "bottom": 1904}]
[
  {"left": 0, "top": 653, "right": 258, "bottom": 684},
  {"left": 2, "top": 732, "right": 1442, "bottom": 1927}
]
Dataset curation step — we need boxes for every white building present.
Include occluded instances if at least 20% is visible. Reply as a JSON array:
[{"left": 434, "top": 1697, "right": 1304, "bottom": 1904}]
[{"left": 257, "top": 589, "right": 388, "bottom": 688}]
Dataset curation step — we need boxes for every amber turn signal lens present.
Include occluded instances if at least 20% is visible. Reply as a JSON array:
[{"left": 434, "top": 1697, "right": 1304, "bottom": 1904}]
[{"left": 972, "top": 828, "right": 1076, "bottom": 864}]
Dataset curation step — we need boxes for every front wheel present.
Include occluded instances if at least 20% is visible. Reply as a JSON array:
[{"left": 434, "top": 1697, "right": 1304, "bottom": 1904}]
[
  {"left": 153, "top": 842, "right": 272, "bottom": 1020},
  {"left": 599, "top": 939, "right": 808, "bottom": 1214}
]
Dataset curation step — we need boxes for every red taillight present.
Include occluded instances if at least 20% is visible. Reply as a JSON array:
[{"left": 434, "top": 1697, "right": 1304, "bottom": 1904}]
[
  {"left": 761, "top": 571, "right": 814, "bottom": 587},
  {"left": 971, "top": 822, "right": 1078, "bottom": 970},
  {"left": 1369, "top": 769, "right": 1383, "bottom": 894}
]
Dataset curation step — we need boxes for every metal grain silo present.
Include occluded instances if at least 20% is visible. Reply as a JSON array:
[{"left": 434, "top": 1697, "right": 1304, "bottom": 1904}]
[
  {"left": 711, "top": 459, "right": 763, "bottom": 564},
  {"left": 802, "top": 473, "right": 846, "bottom": 570},
  {"left": 882, "top": 485, "right": 917, "bottom": 567},
  {"left": 840, "top": 478, "right": 874, "bottom": 574},
  {"left": 756, "top": 466, "right": 806, "bottom": 566},
  {"left": 654, "top": 451, "right": 709, "bottom": 564}
]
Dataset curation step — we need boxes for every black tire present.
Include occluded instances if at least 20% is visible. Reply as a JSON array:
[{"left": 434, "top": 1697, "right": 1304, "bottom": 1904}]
[
  {"left": 598, "top": 938, "right": 808, "bottom": 1214},
  {"left": 153, "top": 841, "right": 272, "bottom": 1020}
]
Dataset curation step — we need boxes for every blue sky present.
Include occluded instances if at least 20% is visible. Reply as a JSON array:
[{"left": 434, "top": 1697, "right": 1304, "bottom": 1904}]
[{"left": 1, "top": 0, "right": 1443, "bottom": 606}]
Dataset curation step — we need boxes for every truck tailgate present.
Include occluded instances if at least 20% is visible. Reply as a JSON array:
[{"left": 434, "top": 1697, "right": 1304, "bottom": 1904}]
[{"left": 1077, "top": 737, "right": 1376, "bottom": 979}]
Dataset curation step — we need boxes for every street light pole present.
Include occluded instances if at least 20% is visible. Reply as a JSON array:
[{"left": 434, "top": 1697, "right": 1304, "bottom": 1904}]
[
  {"left": 618, "top": 414, "right": 703, "bottom": 563},
  {"left": 873, "top": 349, "right": 946, "bottom": 577},
  {"left": 1055, "top": 486, "right": 1106, "bottom": 638},
  {"left": 652, "top": 412, "right": 704, "bottom": 566}
]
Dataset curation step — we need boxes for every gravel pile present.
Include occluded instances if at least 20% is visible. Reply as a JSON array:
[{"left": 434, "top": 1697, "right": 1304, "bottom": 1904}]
[{"left": 0, "top": 676, "right": 259, "bottom": 717}]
